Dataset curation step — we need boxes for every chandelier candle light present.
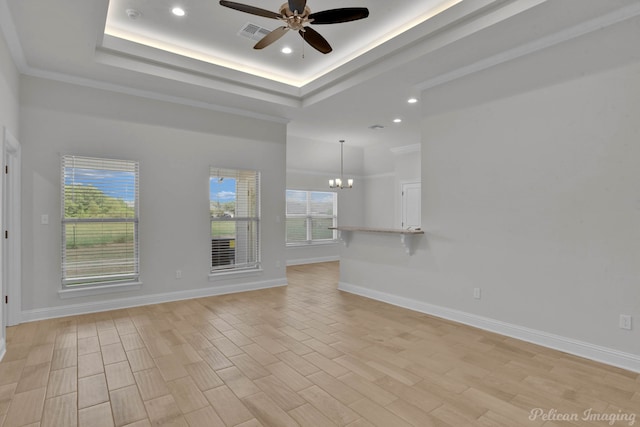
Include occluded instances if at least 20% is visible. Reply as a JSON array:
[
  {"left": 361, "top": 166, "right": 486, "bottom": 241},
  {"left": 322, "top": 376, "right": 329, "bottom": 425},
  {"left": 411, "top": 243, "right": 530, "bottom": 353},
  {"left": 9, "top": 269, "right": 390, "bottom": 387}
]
[{"left": 329, "top": 139, "right": 353, "bottom": 189}]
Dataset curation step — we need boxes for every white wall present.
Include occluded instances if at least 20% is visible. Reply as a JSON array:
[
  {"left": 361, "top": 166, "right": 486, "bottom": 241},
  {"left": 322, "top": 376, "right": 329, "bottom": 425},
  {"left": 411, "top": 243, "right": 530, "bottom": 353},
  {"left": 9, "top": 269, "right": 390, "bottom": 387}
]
[
  {"left": 339, "top": 58, "right": 640, "bottom": 371},
  {"left": 423, "top": 58, "right": 640, "bottom": 353},
  {"left": 394, "top": 149, "right": 421, "bottom": 228},
  {"left": 362, "top": 145, "right": 421, "bottom": 229},
  {"left": 19, "top": 76, "right": 287, "bottom": 320},
  {"left": 362, "top": 174, "right": 395, "bottom": 228},
  {"left": 0, "top": 23, "right": 19, "bottom": 361},
  {"left": 287, "top": 136, "right": 364, "bottom": 176},
  {"left": 0, "top": 26, "right": 18, "bottom": 135}
]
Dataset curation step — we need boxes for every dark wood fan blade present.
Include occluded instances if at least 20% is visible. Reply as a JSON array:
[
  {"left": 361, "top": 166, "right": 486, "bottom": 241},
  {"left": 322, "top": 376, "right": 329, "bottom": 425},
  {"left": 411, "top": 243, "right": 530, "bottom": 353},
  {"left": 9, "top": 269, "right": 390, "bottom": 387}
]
[
  {"left": 299, "top": 27, "right": 332, "bottom": 54},
  {"left": 309, "top": 8, "right": 369, "bottom": 24},
  {"left": 219, "top": 1, "right": 281, "bottom": 19},
  {"left": 254, "top": 27, "right": 289, "bottom": 49},
  {"left": 288, "top": 0, "right": 307, "bottom": 14}
]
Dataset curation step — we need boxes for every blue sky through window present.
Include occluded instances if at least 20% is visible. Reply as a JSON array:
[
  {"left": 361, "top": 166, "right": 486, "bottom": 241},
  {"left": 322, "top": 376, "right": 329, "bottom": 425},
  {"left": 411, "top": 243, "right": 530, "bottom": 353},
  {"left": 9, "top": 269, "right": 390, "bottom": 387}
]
[
  {"left": 64, "top": 167, "right": 136, "bottom": 202},
  {"left": 210, "top": 177, "right": 236, "bottom": 202}
]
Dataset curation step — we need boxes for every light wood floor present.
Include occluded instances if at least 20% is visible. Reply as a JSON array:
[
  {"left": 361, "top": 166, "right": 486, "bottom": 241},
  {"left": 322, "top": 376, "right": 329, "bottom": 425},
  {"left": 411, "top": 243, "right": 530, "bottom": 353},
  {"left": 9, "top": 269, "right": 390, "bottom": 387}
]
[{"left": 0, "top": 262, "right": 638, "bottom": 427}]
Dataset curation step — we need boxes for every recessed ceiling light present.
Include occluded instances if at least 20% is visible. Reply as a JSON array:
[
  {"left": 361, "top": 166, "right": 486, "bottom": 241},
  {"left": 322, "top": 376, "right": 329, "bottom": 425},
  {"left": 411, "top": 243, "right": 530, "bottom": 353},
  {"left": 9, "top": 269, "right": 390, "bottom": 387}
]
[
  {"left": 407, "top": 97, "right": 418, "bottom": 104},
  {"left": 281, "top": 47, "right": 293, "bottom": 54},
  {"left": 126, "top": 8, "right": 142, "bottom": 20},
  {"left": 172, "top": 7, "right": 186, "bottom": 17},
  {"left": 393, "top": 118, "right": 402, "bottom": 123},
  {"left": 369, "top": 124, "right": 385, "bottom": 130}
]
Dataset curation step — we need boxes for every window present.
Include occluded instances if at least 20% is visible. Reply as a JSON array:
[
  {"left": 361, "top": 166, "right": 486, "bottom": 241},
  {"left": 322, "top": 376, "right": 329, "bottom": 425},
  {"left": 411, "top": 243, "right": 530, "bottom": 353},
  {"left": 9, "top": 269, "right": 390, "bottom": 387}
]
[
  {"left": 62, "top": 156, "right": 139, "bottom": 288},
  {"left": 210, "top": 167, "right": 260, "bottom": 272},
  {"left": 286, "top": 190, "right": 337, "bottom": 245}
]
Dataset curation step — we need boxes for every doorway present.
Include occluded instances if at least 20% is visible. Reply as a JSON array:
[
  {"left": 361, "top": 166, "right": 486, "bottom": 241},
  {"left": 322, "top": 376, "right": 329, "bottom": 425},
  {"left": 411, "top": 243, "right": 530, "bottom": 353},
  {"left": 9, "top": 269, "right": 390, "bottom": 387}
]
[{"left": 401, "top": 181, "right": 421, "bottom": 229}]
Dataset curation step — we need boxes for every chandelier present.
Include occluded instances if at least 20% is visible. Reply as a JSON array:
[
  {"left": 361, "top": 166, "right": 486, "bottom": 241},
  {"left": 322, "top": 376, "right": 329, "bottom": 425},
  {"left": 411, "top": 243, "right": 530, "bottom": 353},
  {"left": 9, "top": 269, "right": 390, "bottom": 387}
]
[{"left": 329, "top": 140, "right": 353, "bottom": 189}]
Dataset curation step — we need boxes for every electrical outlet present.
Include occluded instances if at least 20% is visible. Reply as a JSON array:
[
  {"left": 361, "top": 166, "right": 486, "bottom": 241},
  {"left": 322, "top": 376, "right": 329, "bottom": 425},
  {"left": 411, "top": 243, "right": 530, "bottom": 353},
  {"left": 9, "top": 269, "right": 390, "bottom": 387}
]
[
  {"left": 619, "top": 314, "right": 632, "bottom": 330},
  {"left": 473, "top": 288, "right": 481, "bottom": 300},
  {"left": 176, "top": 270, "right": 182, "bottom": 279},
  {"left": 41, "top": 214, "right": 49, "bottom": 225}
]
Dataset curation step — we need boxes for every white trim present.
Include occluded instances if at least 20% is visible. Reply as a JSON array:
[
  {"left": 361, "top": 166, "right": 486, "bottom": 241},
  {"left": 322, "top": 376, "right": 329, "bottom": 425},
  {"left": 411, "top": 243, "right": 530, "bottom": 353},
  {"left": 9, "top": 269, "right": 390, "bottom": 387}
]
[
  {"left": 363, "top": 172, "right": 396, "bottom": 180},
  {"left": 58, "top": 281, "right": 142, "bottom": 299},
  {"left": 95, "top": 38, "right": 301, "bottom": 104},
  {"left": 286, "top": 241, "right": 338, "bottom": 248},
  {"left": 286, "top": 256, "right": 340, "bottom": 266},
  {"left": 287, "top": 168, "right": 335, "bottom": 177},
  {"left": 2, "top": 127, "right": 21, "bottom": 327},
  {"left": 0, "top": 337, "right": 5, "bottom": 362},
  {"left": 208, "top": 268, "right": 263, "bottom": 281},
  {"left": 3, "top": 0, "right": 638, "bottom": 118},
  {"left": 390, "top": 144, "right": 421, "bottom": 155},
  {"left": 338, "top": 281, "right": 640, "bottom": 374},
  {"left": 414, "top": 1, "right": 640, "bottom": 93},
  {"left": 400, "top": 180, "right": 421, "bottom": 230},
  {"left": 0, "top": 0, "right": 27, "bottom": 70},
  {"left": 287, "top": 168, "right": 365, "bottom": 181},
  {"left": 22, "top": 66, "right": 290, "bottom": 125},
  {"left": 21, "top": 278, "right": 287, "bottom": 323}
]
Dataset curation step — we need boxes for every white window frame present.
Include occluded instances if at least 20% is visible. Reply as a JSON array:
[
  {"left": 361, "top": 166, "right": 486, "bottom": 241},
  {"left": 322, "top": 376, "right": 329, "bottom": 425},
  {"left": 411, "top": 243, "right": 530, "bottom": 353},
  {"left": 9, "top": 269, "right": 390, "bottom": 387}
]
[
  {"left": 286, "top": 190, "right": 338, "bottom": 246},
  {"left": 209, "top": 167, "right": 261, "bottom": 275},
  {"left": 61, "top": 155, "right": 140, "bottom": 292}
]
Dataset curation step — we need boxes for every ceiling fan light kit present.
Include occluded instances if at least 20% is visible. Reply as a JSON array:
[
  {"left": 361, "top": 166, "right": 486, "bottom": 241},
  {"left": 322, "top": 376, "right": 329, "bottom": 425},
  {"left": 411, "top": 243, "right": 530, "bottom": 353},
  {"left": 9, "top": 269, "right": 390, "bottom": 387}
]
[{"left": 219, "top": 0, "right": 369, "bottom": 54}]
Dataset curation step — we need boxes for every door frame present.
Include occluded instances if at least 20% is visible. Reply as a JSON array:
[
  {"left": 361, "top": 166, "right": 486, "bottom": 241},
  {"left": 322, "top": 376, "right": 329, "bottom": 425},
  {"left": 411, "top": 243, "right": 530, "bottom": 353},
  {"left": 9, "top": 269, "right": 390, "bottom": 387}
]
[
  {"left": 400, "top": 180, "right": 421, "bottom": 229},
  {"left": 2, "top": 126, "right": 21, "bottom": 327}
]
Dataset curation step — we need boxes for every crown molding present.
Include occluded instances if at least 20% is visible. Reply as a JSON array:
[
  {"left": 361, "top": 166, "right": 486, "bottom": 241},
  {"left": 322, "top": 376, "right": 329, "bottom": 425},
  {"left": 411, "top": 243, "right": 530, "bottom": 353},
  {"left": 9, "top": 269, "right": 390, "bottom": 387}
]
[
  {"left": 0, "top": 0, "right": 289, "bottom": 125},
  {"left": 363, "top": 172, "right": 396, "bottom": 180},
  {"left": 414, "top": 1, "right": 640, "bottom": 93},
  {"left": 22, "top": 66, "right": 290, "bottom": 125},
  {"left": 0, "top": 0, "right": 27, "bottom": 70},
  {"left": 5, "top": 0, "right": 638, "bottom": 126},
  {"left": 288, "top": 168, "right": 392, "bottom": 181},
  {"left": 390, "top": 144, "right": 421, "bottom": 155},
  {"left": 287, "top": 168, "right": 365, "bottom": 179}
]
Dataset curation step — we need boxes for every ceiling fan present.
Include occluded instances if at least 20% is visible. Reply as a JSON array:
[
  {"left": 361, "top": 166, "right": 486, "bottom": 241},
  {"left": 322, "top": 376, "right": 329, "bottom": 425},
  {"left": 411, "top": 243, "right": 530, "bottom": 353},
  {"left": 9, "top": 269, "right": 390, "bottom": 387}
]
[{"left": 219, "top": 0, "right": 369, "bottom": 54}]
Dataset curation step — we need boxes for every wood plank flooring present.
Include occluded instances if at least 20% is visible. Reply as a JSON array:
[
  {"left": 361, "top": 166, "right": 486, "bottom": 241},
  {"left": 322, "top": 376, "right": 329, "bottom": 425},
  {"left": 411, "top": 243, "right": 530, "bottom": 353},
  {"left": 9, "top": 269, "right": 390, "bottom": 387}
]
[{"left": 1, "top": 262, "right": 638, "bottom": 426}]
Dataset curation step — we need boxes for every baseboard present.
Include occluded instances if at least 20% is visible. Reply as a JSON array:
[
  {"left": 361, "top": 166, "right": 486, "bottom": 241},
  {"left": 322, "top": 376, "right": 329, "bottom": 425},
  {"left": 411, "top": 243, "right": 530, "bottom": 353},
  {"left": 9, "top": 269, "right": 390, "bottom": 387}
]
[
  {"left": 0, "top": 337, "right": 6, "bottom": 362},
  {"left": 21, "top": 279, "right": 287, "bottom": 323},
  {"left": 286, "top": 256, "right": 340, "bottom": 266},
  {"left": 339, "top": 281, "right": 640, "bottom": 374}
]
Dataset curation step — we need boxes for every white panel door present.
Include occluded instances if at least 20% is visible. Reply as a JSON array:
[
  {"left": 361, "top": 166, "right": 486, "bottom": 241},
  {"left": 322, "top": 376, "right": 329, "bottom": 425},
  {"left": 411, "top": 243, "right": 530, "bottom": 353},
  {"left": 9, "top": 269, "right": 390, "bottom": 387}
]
[{"left": 401, "top": 182, "right": 421, "bottom": 229}]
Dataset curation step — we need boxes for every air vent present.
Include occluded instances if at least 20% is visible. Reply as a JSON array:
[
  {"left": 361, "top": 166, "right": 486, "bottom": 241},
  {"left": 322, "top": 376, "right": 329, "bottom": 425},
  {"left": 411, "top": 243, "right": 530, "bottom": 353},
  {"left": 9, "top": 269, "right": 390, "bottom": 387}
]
[{"left": 238, "top": 22, "right": 272, "bottom": 41}]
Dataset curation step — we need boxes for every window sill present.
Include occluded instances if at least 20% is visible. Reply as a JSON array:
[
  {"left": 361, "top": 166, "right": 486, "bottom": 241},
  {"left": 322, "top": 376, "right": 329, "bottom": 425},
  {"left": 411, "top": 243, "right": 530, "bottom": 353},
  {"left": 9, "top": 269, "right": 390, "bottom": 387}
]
[
  {"left": 58, "top": 281, "right": 142, "bottom": 299},
  {"left": 286, "top": 241, "right": 339, "bottom": 248},
  {"left": 209, "top": 268, "right": 263, "bottom": 281}
]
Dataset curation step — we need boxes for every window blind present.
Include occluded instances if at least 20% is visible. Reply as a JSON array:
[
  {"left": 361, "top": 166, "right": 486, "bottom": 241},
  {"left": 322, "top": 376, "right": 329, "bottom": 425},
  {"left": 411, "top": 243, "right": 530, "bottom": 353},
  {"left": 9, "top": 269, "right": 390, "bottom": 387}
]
[
  {"left": 286, "top": 190, "right": 337, "bottom": 244},
  {"left": 61, "top": 155, "right": 139, "bottom": 287},
  {"left": 210, "top": 167, "right": 260, "bottom": 272}
]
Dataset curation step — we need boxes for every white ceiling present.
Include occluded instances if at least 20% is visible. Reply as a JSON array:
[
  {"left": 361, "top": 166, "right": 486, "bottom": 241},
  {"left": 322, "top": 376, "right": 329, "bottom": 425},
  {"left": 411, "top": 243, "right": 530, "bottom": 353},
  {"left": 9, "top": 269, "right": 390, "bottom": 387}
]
[
  {"left": 1, "top": 0, "right": 640, "bottom": 148},
  {"left": 105, "top": 0, "right": 459, "bottom": 87}
]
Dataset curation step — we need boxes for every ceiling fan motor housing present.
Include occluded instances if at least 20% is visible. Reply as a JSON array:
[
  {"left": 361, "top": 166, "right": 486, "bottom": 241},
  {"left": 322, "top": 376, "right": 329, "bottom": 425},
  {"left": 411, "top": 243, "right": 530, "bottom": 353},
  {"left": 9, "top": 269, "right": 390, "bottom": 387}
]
[
  {"left": 279, "top": 3, "right": 312, "bottom": 31},
  {"left": 219, "top": 0, "right": 369, "bottom": 54}
]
